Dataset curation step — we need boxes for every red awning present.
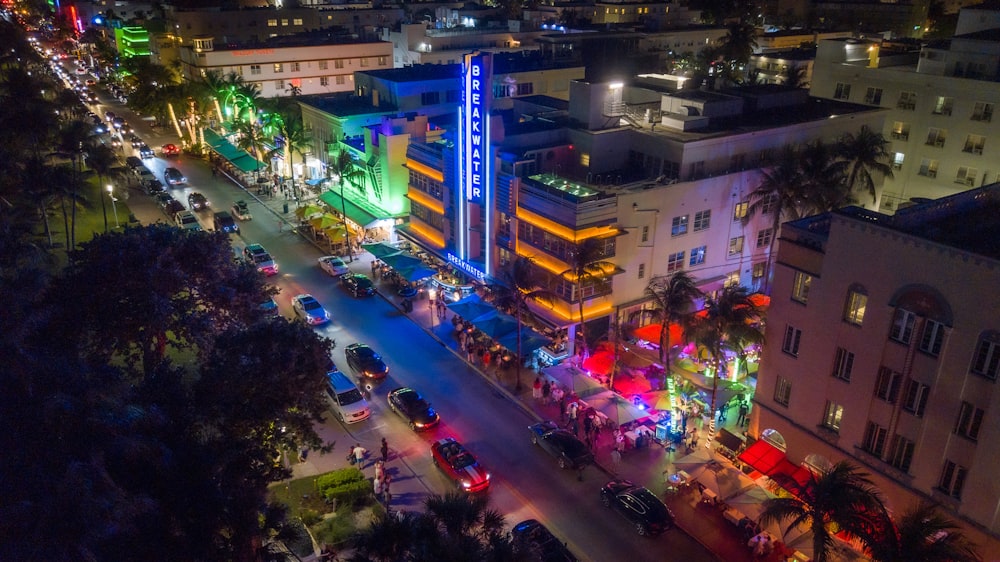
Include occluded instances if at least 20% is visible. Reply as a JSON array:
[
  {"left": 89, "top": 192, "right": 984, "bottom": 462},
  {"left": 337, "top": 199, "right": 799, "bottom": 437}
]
[
  {"left": 632, "top": 323, "right": 684, "bottom": 345},
  {"left": 768, "top": 459, "right": 813, "bottom": 494},
  {"left": 738, "top": 439, "right": 786, "bottom": 474},
  {"left": 581, "top": 351, "right": 615, "bottom": 376}
]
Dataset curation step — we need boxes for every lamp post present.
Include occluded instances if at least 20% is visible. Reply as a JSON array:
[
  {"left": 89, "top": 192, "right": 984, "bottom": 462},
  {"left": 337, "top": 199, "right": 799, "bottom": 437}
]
[
  {"left": 102, "top": 184, "right": 110, "bottom": 232},
  {"left": 107, "top": 185, "right": 119, "bottom": 228}
]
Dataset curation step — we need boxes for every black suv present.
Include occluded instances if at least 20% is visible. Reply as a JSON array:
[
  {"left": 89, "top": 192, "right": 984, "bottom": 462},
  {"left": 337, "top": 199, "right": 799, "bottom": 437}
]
[
  {"left": 344, "top": 343, "right": 389, "bottom": 380},
  {"left": 341, "top": 273, "right": 375, "bottom": 297},
  {"left": 600, "top": 480, "right": 675, "bottom": 536},
  {"left": 512, "top": 519, "right": 578, "bottom": 561},
  {"left": 188, "top": 192, "right": 209, "bottom": 211},
  {"left": 213, "top": 211, "right": 239, "bottom": 233}
]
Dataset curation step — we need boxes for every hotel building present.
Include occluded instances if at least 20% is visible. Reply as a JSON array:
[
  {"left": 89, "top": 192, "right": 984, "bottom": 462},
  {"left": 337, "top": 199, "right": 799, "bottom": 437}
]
[{"left": 751, "top": 185, "right": 1000, "bottom": 555}]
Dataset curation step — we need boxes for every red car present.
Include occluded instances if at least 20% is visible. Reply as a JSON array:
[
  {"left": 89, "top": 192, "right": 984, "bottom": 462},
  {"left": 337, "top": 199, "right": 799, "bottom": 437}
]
[
  {"left": 162, "top": 143, "right": 180, "bottom": 156},
  {"left": 431, "top": 438, "right": 491, "bottom": 493}
]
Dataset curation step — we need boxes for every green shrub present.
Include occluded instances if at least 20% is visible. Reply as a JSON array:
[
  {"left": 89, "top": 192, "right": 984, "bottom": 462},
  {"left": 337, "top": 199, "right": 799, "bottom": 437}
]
[
  {"left": 300, "top": 509, "right": 322, "bottom": 527},
  {"left": 315, "top": 467, "right": 365, "bottom": 493},
  {"left": 321, "top": 480, "right": 371, "bottom": 508}
]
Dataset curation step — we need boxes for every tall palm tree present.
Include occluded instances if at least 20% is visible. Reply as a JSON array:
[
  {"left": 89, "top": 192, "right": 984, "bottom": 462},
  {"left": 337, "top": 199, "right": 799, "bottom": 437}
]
[
  {"left": 280, "top": 118, "right": 311, "bottom": 199},
  {"left": 720, "top": 20, "right": 758, "bottom": 84},
  {"left": 687, "top": 285, "right": 763, "bottom": 420},
  {"left": 491, "top": 256, "right": 555, "bottom": 392},
  {"left": 327, "top": 146, "right": 366, "bottom": 197},
  {"left": 52, "top": 119, "right": 97, "bottom": 253},
  {"left": 834, "top": 124, "right": 894, "bottom": 205},
  {"left": 561, "top": 237, "right": 616, "bottom": 357},
  {"left": 82, "top": 144, "right": 124, "bottom": 233},
  {"left": 759, "top": 461, "right": 892, "bottom": 562},
  {"left": 869, "top": 502, "right": 981, "bottom": 562},
  {"left": 636, "top": 271, "right": 702, "bottom": 375},
  {"left": 234, "top": 119, "right": 271, "bottom": 183},
  {"left": 798, "top": 139, "right": 854, "bottom": 214},
  {"left": 743, "top": 144, "right": 808, "bottom": 293}
]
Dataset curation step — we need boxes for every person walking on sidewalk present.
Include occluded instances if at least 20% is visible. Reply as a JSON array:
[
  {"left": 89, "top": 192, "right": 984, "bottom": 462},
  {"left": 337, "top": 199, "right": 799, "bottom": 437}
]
[
  {"left": 352, "top": 444, "right": 368, "bottom": 468},
  {"left": 542, "top": 380, "right": 552, "bottom": 404},
  {"left": 737, "top": 401, "right": 749, "bottom": 426},
  {"left": 532, "top": 377, "right": 542, "bottom": 400},
  {"left": 380, "top": 437, "right": 389, "bottom": 463}
]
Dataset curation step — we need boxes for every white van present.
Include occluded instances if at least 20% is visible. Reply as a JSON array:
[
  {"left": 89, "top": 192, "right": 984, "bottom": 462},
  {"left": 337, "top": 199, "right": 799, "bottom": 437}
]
[{"left": 325, "top": 370, "right": 371, "bottom": 424}]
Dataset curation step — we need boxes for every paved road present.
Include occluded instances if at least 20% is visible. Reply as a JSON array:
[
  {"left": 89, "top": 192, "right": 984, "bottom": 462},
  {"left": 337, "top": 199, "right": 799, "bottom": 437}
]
[{"left": 73, "top": 77, "right": 719, "bottom": 562}]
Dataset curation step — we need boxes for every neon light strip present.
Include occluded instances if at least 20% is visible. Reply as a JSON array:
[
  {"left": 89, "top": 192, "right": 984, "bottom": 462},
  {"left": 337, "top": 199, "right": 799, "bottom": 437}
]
[
  {"left": 484, "top": 108, "right": 491, "bottom": 276},
  {"left": 457, "top": 103, "right": 465, "bottom": 258}
]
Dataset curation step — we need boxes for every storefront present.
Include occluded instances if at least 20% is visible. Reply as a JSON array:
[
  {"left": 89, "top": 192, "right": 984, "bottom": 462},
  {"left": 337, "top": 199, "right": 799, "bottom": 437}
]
[{"left": 319, "top": 190, "right": 398, "bottom": 245}]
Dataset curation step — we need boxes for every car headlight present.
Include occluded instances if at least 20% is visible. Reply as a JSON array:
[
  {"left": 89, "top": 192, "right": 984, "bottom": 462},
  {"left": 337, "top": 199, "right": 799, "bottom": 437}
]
[
  {"left": 414, "top": 422, "right": 424, "bottom": 428},
  {"left": 462, "top": 481, "right": 471, "bottom": 489}
]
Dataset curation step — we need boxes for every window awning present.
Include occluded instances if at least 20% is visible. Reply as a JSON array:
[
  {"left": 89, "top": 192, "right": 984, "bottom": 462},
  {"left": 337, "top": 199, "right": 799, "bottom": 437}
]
[
  {"left": 202, "top": 128, "right": 228, "bottom": 149},
  {"left": 319, "top": 190, "right": 386, "bottom": 230},
  {"left": 768, "top": 459, "right": 813, "bottom": 494},
  {"left": 230, "top": 154, "right": 265, "bottom": 173},
  {"left": 738, "top": 439, "right": 786, "bottom": 474}
]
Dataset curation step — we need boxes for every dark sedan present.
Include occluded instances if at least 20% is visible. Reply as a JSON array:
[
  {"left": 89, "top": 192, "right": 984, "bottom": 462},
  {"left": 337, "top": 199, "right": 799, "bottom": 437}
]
[
  {"left": 600, "top": 480, "right": 675, "bottom": 536},
  {"left": 387, "top": 387, "right": 439, "bottom": 431},
  {"left": 344, "top": 343, "right": 388, "bottom": 380},
  {"left": 512, "top": 519, "right": 578, "bottom": 562},
  {"left": 528, "top": 421, "right": 594, "bottom": 470},
  {"left": 341, "top": 273, "right": 375, "bottom": 297}
]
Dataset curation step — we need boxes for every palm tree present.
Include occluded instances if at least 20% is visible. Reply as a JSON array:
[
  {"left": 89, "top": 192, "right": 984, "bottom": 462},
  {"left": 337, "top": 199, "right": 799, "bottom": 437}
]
[
  {"left": 234, "top": 119, "right": 271, "bottom": 183},
  {"left": 743, "top": 144, "right": 808, "bottom": 293},
  {"left": 636, "top": 271, "right": 702, "bottom": 375},
  {"left": 869, "top": 502, "right": 981, "bottom": 562},
  {"left": 280, "top": 118, "right": 311, "bottom": 199},
  {"left": 720, "top": 20, "right": 758, "bottom": 84},
  {"left": 759, "top": 461, "right": 892, "bottom": 562},
  {"left": 52, "top": 119, "right": 97, "bottom": 253},
  {"left": 687, "top": 285, "right": 763, "bottom": 420},
  {"left": 834, "top": 124, "right": 894, "bottom": 205},
  {"left": 561, "top": 237, "right": 616, "bottom": 357},
  {"left": 327, "top": 146, "right": 366, "bottom": 197},
  {"left": 491, "top": 256, "right": 555, "bottom": 392},
  {"left": 797, "top": 139, "right": 854, "bottom": 214},
  {"left": 82, "top": 144, "right": 124, "bottom": 233}
]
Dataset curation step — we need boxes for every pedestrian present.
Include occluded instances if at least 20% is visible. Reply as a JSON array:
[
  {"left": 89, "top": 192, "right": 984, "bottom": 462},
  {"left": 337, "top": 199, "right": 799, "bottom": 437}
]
[
  {"left": 382, "top": 473, "right": 392, "bottom": 505},
  {"left": 542, "top": 380, "right": 551, "bottom": 404},
  {"left": 583, "top": 413, "right": 594, "bottom": 436},
  {"left": 567, "top": 401, "right": 579, "bottom": 423},
  {"left": 610, "top": 447, "right": 622, "bottom": 475},
  {"left": 381, "top": 437, "right": 389, "bottom": 463},
  {"left": 555, "top": 388, "right": 566, "bottom": 420},
  {"left": 353, "top": 443, "right": 368, "bottom": 467},
  {"left": 374, "top": 459, "right": 385, "bottom": 481},
  {"left": 532, "top": 377, "right": 542, "bottom": 400},
  {"left": 482, "top": 349, "right": 491, "bottom": 370},
  {"left": 373, "top": 473, "right": 382, "bottom": 498},
  {"left": 738, "top": 401, "right": 749, "bottom": 426}
]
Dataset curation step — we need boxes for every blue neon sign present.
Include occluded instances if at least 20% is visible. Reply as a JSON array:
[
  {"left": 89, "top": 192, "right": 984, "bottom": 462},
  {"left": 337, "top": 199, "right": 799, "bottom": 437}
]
[
  {"left": 447, "top": 252, "right": 487, "bottom": 281},
  {"left": 463, "top": 53, "right": 490, "bottom": 205}
]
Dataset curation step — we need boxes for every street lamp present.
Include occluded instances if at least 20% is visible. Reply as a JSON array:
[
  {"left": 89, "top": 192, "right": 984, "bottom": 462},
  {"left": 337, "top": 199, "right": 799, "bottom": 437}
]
[
  {"left": 107, "top": 185, "right": 119, "bottom": 228},
  {"left": 102, "top": 184, "right": 110, "bottom": 232}
]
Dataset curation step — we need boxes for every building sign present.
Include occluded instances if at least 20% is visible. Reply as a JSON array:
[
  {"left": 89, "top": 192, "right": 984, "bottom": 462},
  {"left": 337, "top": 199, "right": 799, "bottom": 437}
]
[
  {"left": 447, "top": 252, "right": 487, "bottom": 281},
  {"left": 462, "top": 52, "right": 491, "bottom": 205},
  {"left": 232, "top": 49, "right": 275, "bottom": 57}
]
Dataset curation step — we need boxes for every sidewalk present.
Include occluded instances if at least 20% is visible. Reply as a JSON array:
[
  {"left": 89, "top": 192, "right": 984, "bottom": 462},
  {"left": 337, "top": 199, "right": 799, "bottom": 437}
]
[{"left": 239, "top": 192, "right": 784, "bottom": 562}]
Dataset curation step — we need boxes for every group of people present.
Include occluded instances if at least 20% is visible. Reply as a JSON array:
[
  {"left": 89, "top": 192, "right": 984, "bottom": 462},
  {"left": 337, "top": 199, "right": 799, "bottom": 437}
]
[
  {"left": 347, "top": 438, "right": 394, "bottom": 506},
  {"left": 453, "top": 316, "right": 514, "bottom": 373}
]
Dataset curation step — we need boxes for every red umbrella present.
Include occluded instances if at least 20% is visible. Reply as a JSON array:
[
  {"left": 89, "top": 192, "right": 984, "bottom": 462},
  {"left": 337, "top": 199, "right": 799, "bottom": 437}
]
[
  {"left": 581, "top": 350, "right": 615, "bottom": 376},
  {"left": 632, "top": 323, "right": 684, "bottom": 345}
]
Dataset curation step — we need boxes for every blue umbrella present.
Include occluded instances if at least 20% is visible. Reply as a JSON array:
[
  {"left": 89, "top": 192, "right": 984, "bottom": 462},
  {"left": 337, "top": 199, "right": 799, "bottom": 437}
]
[
  {"left": 380, "top": 253, "right": 423, "bottom": 270},
  {"left": 471, "top": 311, "right": 519, "bottom": 339},
  {"left": 497, "top": 327, "right": 551, "bottom": 355},
  {"left": 396, "top": 264, "right": 437, "bottom": 282},
  {"left": 362, "top": 242, "right": 403, "bottom": 259},
  {"left": 447, "top": 295, "right": 497, "bottom": 322}
]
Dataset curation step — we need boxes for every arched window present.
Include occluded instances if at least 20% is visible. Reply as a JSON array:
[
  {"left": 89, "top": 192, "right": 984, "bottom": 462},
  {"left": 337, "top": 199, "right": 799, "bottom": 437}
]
[{"left": 760, "top": 428, "right": 786, "bottom": 451}]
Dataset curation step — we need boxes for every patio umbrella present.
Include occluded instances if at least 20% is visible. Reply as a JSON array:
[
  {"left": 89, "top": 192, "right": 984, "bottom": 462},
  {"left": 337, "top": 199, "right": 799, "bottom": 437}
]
[
  {"left": 725, "top": 485, "right": 776, "bottom": 521},
  {"left": 447, "top": 295, "right": 497, "bottom": 322},
  {"left": 619, "top": 343, "right": 657, "bottom": 369},
  {"left": 323, "top": 226, "right": 347, "bottom": 242},
  {"left": 470, "top": 311, "right": 519, "bottom": 339},
  {"left": 295, "top": 203, "right": 325, "bottom": 219},
  {"left": 380, "top": 253, "right": 423, "bottom": 271},
  {"left": 581, "top": 350, "right": 615, "bottom": 376},
  {"left": 542, "top": 364, "right": 606, "bottom": 399},
  {"left": 496, "top": 327, "right": 551, "bottom": 355},
  {"left": 310, "top": 213, "right": 341, "bottom": 230},
  {"left": 693, "top": 461, "right": 756, "bottom": 501},
  {"left": 396, "top": 264, "right": 436, "bottom": 282},
  {"left": 640, "top": 390, "right": 675, "bottom": 412},
  {"left": 673, "top": 447, "right": 715, "bottom": 473},
  {"left": 362, "top": 242, "right": 403, "bottom": 259},
  {"left": 632, "top": 323, "right": 685, "bottom": 345},
  {"left": 585, "top": 392, "right": 648, "bottom": 426}
]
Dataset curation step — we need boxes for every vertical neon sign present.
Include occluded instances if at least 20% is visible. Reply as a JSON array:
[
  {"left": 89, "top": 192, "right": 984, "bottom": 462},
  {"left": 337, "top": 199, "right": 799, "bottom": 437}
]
[{"left": 460, "top": 52, "right": 492, "bottom": 274}]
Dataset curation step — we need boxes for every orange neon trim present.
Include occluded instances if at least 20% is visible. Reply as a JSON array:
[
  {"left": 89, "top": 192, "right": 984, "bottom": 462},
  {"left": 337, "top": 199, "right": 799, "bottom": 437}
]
[
  {"left": 409, "top": 220, "right": 445, "bottom": 249},
  {"left": 407, "top": 189, "right": 445, "bottom": 215},
  {"left": 515, "top": 246, "right": 619, "bottom": 282},
  {"left": 405, "top": 159, "right": 444, "bottom": 183},
  {"left": 516, "top": 206, "right": 620, "bottom": 242},
  {"left": 528, "top": 298, "right": 614, "bottom": 323}
]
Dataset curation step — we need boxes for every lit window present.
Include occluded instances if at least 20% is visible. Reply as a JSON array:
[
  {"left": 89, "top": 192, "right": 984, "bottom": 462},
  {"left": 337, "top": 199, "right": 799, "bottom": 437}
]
[
  {"left": 954, "top": 401, "right": 984, "bottom": 441},
  {"left": 273, "top": 63, "right": 283, "bottom": 73},
  {"left": 938, "top": 461, "right": 967, "bottom": 499},
  {"left": 728, "top": 236, "right": 744, "bottom": 256},
  {"left": 889, "top": 309, "right": 916, "bottom": 344},
  {"left": 378, "top": 56, "right": 388, "bottom": 66},
  {"left": 293, "top": 18, "right": 303, "bottom": 25},
  {"left": 733, "top": 201, "right": 748, "bottom": 221},
  {"left": 267, "top": 19, "right": 277, "bottom": 27},
  {"left": 970, "top": 334, "right": 1000, "bottom": 380},
  {"left": 752, "top": 262, "right": 765, "bottom": 279},
  {"left": 689, "top": 246, "right": 705, "bottom": 266},
  {"left": 782, "top": 325, "right": 801, "bottom": 356},
  {"left": 280, "top": 19, "right": 288, "bottom": 26},
  {"left": 791, "top": 271, "right": 811, "bottom": 303},
  {"left": 844, "top": 290, "right": 867, "bottom": 325},
  {"left": 919, "top": 320, "right": 945, "bottom": 356},
  {"left": 821, "top": 401, "right": 843, "bottom": 432},
  {"left": 833, "top": 347, "right": 854, "bottom": 381},
  {"left": 774, "top": 376, "right": 791, "bottom": 406},
  {"left": 693, "top": 210, "right": 711, "bottom": 231},
  {"left": 360, "top": 57, "right": 369, "bottom": 67},
  {"left": 671, "top": 215, "right": 688, "bottom": 236}
]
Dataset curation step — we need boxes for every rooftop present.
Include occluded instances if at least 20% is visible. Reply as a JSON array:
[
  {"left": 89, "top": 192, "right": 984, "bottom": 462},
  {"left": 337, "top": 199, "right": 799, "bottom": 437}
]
[
  {"left": 298, "top": 92, "right": 396, "bottom": 116},
  {"left": 361, "top": 64, "right": 461, "bottom": 83}
]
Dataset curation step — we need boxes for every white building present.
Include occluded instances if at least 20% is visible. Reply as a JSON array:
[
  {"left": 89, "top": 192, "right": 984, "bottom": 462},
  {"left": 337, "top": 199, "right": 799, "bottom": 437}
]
[{"left": 810, "top": 3, "right": 1000, "bottom": 212}]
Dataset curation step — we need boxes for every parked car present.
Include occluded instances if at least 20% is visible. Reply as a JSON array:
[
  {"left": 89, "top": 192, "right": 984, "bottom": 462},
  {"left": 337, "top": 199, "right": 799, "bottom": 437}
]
[
  {"left": 318, "top": 255, "right": 350, "bottom": 277},
  {"left": 291, "top": 294, "right": 329, "bottom": 326},
  {"left": 258, "top": 297, "right": 279, "bottom": 317},
  {"left": 164, "top": 167, "right": 186, "bottom": 185},
  {"left": 138, "top": 144, "right": 154, "bottom": 159},
  {"left": 325, "top": 370, "right": 371, "bottom": 424},
  {"left": 600, "top": 480, "right": 675, "bottom": 536},
  {"left": 528, "top": 421, "right": 594, "bottom": 470},
  {"left": 511, "top": 519, "right": 579, "bottom": 562},
  {"left": 431, "top": 437, "right": 491, "bottom": 493},
  {"left": 341, "top": 273, "right": 375, "bottom": 297},
  {"left": 387, "top": 387, "right": 439, "bottom": 431},
  {"left": 212, "top": 211, "right": 239, "bottom": 233},
  {"left": 125, "top": 155, "right": 143, "bottom": 170},
  {"left": 136, "top": 166, "right": 156, "bottom": 186},
  {"left": 174, "top": 211, "right": 201, "bottom": 231},
  {"left": 243, "top": 243, "right": 277, "bottom": 275},
  {"left": 143, "top": 178, "right": 164, "bottom": 195},
  {"left": 154, "top": 192, "right": 174, "bottom": 209},
  {"left": 344, "top": 343, "right": 388, "bottom": 380},
  {"left": 163, "top": 200, "right": 185, "bottom": 218},
  {"left": 187, "top": 192, "right": 209, "bottom": 211},
  {"left": 161, "top": 143, "right": 180, "bottom": 156},
  {"left": 231, "top": 200, "right": 252, "bottom": 220}
]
